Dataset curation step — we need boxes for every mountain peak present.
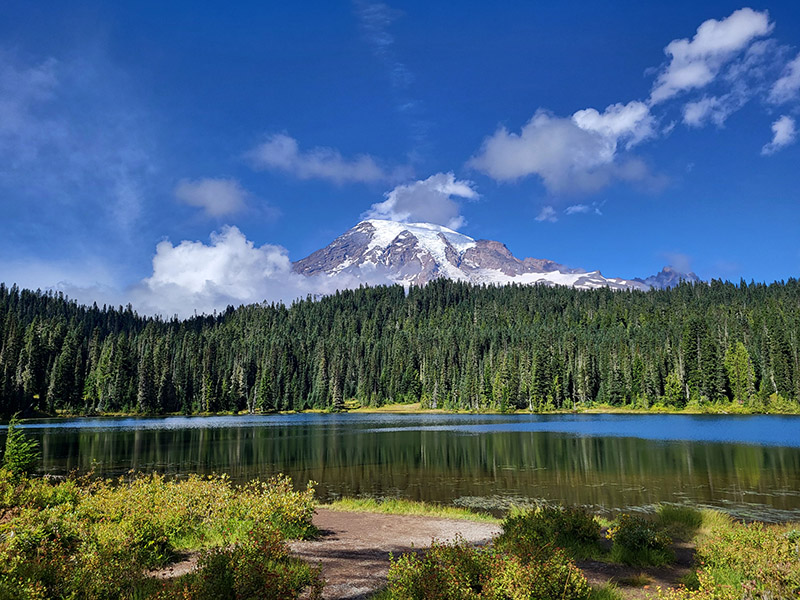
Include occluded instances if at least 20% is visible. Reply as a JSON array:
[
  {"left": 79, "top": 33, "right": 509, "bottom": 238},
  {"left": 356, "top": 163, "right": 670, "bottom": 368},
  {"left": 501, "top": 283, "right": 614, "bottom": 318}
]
[
  {"left": 293, "top": 219, "right": 653, "bottom": 291},
  {"left": 634, "top": 265, "right": 701, "bottom": 290}
]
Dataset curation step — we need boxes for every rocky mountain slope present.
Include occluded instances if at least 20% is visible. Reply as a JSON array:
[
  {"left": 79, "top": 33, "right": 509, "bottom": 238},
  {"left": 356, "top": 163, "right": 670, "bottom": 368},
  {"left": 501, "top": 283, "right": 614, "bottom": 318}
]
[{"left": 293, "top": 219, "right": 696, "bottom": 291}]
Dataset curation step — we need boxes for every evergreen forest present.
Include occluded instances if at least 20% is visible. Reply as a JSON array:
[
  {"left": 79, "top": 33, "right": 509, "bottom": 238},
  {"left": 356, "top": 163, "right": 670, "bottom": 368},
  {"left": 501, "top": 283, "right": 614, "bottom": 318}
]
[{"left": 1, "top": 278, "right": 799, "bottom": 417}]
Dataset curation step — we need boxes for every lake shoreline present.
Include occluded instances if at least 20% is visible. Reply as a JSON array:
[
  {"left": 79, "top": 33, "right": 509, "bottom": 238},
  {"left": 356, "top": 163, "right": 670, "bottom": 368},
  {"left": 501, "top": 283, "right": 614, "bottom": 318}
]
[{"left": 8, "top": 401, "right": 800, "bottom": 422}]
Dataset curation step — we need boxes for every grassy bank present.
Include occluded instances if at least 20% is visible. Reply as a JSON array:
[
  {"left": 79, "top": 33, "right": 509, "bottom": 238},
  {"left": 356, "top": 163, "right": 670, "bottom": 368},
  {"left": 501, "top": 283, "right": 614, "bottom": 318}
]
[{"left": 323, "top": 497, "right": 500, "bottom": 524}]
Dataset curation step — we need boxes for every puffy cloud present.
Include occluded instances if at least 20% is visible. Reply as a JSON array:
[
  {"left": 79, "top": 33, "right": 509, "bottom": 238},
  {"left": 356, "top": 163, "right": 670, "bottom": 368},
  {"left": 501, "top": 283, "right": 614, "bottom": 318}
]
[
  {"left": 650, "top": 8, "right": 773, "bottom": 104},
  {"left": 468, "top": 102, "right": 655, "bottom": 194},
  {"left": 572, "top": 101, "right": 655, "bottom": 149},
  {"left": 761, "top": 115, "right": 797, "bottom": 155},
  {"left": 142, "top": 226, "right": 291, "bottom": 299},
  {"left": 535, "top": 206, "right": 557, "bottom": 223},
  {"left": 248, "top": 133, "right": 407, "bottom": 184},
  {"left": 132, "top": 226, "right": 394, "bottom": 317},
  {"left": 364, "top": 172, "right": 477, "bottom": 229},
  {"left": 174, "top": 178, "right": 248, "bottom": 217},
  {"left": 769, "top": 52, "right": 800, "bottom": 104}
]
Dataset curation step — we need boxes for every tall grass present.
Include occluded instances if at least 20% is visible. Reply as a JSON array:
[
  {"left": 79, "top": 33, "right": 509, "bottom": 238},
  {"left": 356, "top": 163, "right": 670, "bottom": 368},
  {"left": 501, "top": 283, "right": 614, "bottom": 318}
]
[{"left": 324, "top": 497, "right": 500, "bottom": 523}]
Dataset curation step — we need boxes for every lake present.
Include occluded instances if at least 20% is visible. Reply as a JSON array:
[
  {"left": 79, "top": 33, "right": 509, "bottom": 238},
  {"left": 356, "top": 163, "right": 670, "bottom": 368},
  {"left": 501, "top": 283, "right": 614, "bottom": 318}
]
[{"left": 5, "top": 413, "right": 800, "bottom": 521}]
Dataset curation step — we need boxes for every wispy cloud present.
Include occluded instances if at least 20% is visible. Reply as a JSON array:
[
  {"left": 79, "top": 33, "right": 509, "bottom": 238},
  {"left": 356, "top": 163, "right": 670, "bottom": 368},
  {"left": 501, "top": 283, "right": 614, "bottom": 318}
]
[
  {"left": 761, "top": 115, "right": 797, "bottom": 155},
  {"left": 0, "top": 48, "right": 155, "bottom": 243},
  {"left": 662, "top": 252, "right": 694, "bottom": 274},
  {"left": 535, "top": 206, "right": 558, "bottom": 223},
  {"left": 769, "top": 51, "right": 800, "bottom": 104},
  {"left": 174, "top": 178, "right": 249, "bottom": 217},
  {"left": 565, "top": 202, "right": 603, "bottom": 216},
  {"left": 353, "top": 0, "right": 430, "bottom": 151},
  {"left": 247, "top": 133, "right": 410, "bottom": 184}
]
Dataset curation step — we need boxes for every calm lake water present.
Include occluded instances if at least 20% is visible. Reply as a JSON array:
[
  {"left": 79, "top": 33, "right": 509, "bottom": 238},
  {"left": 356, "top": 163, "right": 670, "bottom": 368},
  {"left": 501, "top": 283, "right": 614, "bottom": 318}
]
[{"left": 4, "top": 413, "right": 800, "bottom": 521}]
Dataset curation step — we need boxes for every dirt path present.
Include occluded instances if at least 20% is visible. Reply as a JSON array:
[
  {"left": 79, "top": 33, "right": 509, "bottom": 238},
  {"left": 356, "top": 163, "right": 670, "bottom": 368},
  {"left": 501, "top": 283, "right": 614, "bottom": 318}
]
[
  {"left": 152, "top": 510, "right": 694, "bottom": 600},
  {"left": 288, "top": 509, "right": 501, "bottom": 600}
]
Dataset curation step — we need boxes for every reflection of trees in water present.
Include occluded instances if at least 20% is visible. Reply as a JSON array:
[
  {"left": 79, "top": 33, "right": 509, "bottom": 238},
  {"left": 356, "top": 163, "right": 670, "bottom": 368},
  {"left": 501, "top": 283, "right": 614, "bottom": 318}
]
[{"left": 34, "top": 425, "right": 800, "bottom": 513}]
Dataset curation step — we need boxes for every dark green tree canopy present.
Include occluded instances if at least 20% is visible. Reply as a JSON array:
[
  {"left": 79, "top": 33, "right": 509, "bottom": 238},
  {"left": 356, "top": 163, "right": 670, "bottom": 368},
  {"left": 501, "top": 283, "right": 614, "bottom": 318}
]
[{"left": 0, "top": 278, "right": 798, "bottom": 416}]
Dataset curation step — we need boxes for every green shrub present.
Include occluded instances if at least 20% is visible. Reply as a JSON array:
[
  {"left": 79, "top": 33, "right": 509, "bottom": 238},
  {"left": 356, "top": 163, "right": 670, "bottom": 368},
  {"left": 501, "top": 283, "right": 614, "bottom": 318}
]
[
  {"left": 164, "top": 524, "right": 323, "bottom": 600},
  {"left": 607, "top": 513, "right": 673, "bottom": 566},
  {"left": 495, "top": 505, "right": 602, "bottom": 561},
  {"left": 482, "top": 549, "right": 590, "bottom": 600},
  {"left": 386, "top": 536, "right": 590, "bottom": 600},
  {"left": 387, "top": 537, "right": 490, "bottom": 599}
]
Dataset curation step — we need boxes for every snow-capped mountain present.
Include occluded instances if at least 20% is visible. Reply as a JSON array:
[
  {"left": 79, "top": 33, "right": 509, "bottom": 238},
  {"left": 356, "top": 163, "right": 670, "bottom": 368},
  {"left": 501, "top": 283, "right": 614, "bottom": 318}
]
[{"left": 293, "top": 219, "right": 676, "bottom": 291}]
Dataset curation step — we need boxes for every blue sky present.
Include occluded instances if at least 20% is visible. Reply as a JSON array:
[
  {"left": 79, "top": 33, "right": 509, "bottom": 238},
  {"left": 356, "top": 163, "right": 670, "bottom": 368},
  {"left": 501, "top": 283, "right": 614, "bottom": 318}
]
[{"left": 1, "top": 1, "right": 799, "bottom": 316}]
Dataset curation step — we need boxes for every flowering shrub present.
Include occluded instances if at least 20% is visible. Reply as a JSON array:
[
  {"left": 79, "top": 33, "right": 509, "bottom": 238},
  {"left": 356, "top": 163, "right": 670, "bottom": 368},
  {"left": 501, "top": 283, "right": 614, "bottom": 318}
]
[
  {"left": 607, "top": 513, "right": 673, "bottom": 566},
  {"left": 0, "top": 468, "right": 320, "bottom": 599},
  {"left": 386, "top": 536, "right": 590, "bottom": 600},
  {"left": 160, "top": 524, "right": 323, "bottom": 600},
  {"left": 482, "top": 549, "right": 590, "bottom": 600},
  {"left": 387, "top": 536, "right": 491, "bottom": 598},
  {"left": 495, "top": 505, "right": 602, "bottom": 561},
  {"left": 659, "top": 518, "right": 800, "bottom": 600}
]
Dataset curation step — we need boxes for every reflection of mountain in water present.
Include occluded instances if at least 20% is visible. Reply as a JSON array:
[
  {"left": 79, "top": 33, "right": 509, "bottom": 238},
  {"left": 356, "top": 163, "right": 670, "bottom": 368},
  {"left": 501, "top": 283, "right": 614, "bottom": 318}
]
[{"left": 33, "top": 420, "right": 800, "bottom": 521}]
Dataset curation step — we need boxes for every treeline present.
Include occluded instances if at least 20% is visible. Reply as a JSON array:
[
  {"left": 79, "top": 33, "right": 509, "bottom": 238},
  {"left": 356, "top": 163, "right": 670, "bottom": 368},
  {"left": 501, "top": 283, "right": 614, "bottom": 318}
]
[{"left": 1, "top": 278, "right": 799, "bottom": 416}]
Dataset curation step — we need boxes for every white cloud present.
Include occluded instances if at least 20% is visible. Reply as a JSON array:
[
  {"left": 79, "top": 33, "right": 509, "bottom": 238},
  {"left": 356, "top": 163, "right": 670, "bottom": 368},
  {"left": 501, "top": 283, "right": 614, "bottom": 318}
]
[
  {"left": 769, "top": 52, "right": 800, "bottom": 104},
  {"left": 761, "top": 115, "right": 797, "bottom": 155},
  {"left": 131, "top": 226, "right": 394, "bottom": 318},
  {"left": 248, "top": 133, "right": 406, "bottom": 184},
  {"left": 174, "top": 178, "right": 248, "bottom": 217},
  {"left": 682, "top": 95, "right": 741, "bottom": 127},
  {"left": 564, "top": 202, "right": 604, "bottom": 216},
  {"left": 364, "top": 172, "right": 477, "bottom": 229},
  {"left": 535, "top": 206, "right": 558, "bottom": 223},
  {"left": 650, "top": 8, "right": 773, "bottom": 104},
  {"left": 565, "top": 204, "right": 591, "bottom": 215},
  {"left": 468, "top": 102, "right": 655, "bottom": 194},
  {"left": 572, "top": 101, "right": 655, "bottom": 149}
]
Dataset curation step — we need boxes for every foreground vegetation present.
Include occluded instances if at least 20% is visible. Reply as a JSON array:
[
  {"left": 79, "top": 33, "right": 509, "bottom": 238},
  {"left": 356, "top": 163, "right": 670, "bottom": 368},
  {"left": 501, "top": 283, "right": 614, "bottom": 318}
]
[
  {"left": 0, "top": 461, "right": 798, "bottom": 599},
  {"left": 2, "top": 278, "right": 800, "bottom": 416},
  {"left": 0, "top": 469, "right": 321, "bottom": 599},
  {"left": 378, "top": 502, "right": 800, "bottom": 599}
]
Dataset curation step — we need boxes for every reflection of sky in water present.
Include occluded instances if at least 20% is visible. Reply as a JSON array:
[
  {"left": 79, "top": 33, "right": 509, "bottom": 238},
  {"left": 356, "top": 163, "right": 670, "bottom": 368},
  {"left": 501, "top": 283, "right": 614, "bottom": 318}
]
[
  {"left": 7, "top": 413, "right": 800, "bottom": 448},
  {"left": 4, "top": 412, "right": 800, "bottom": 522},
  {"left": 367, "top": 415, "right": 800, "bottom": 447}
]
